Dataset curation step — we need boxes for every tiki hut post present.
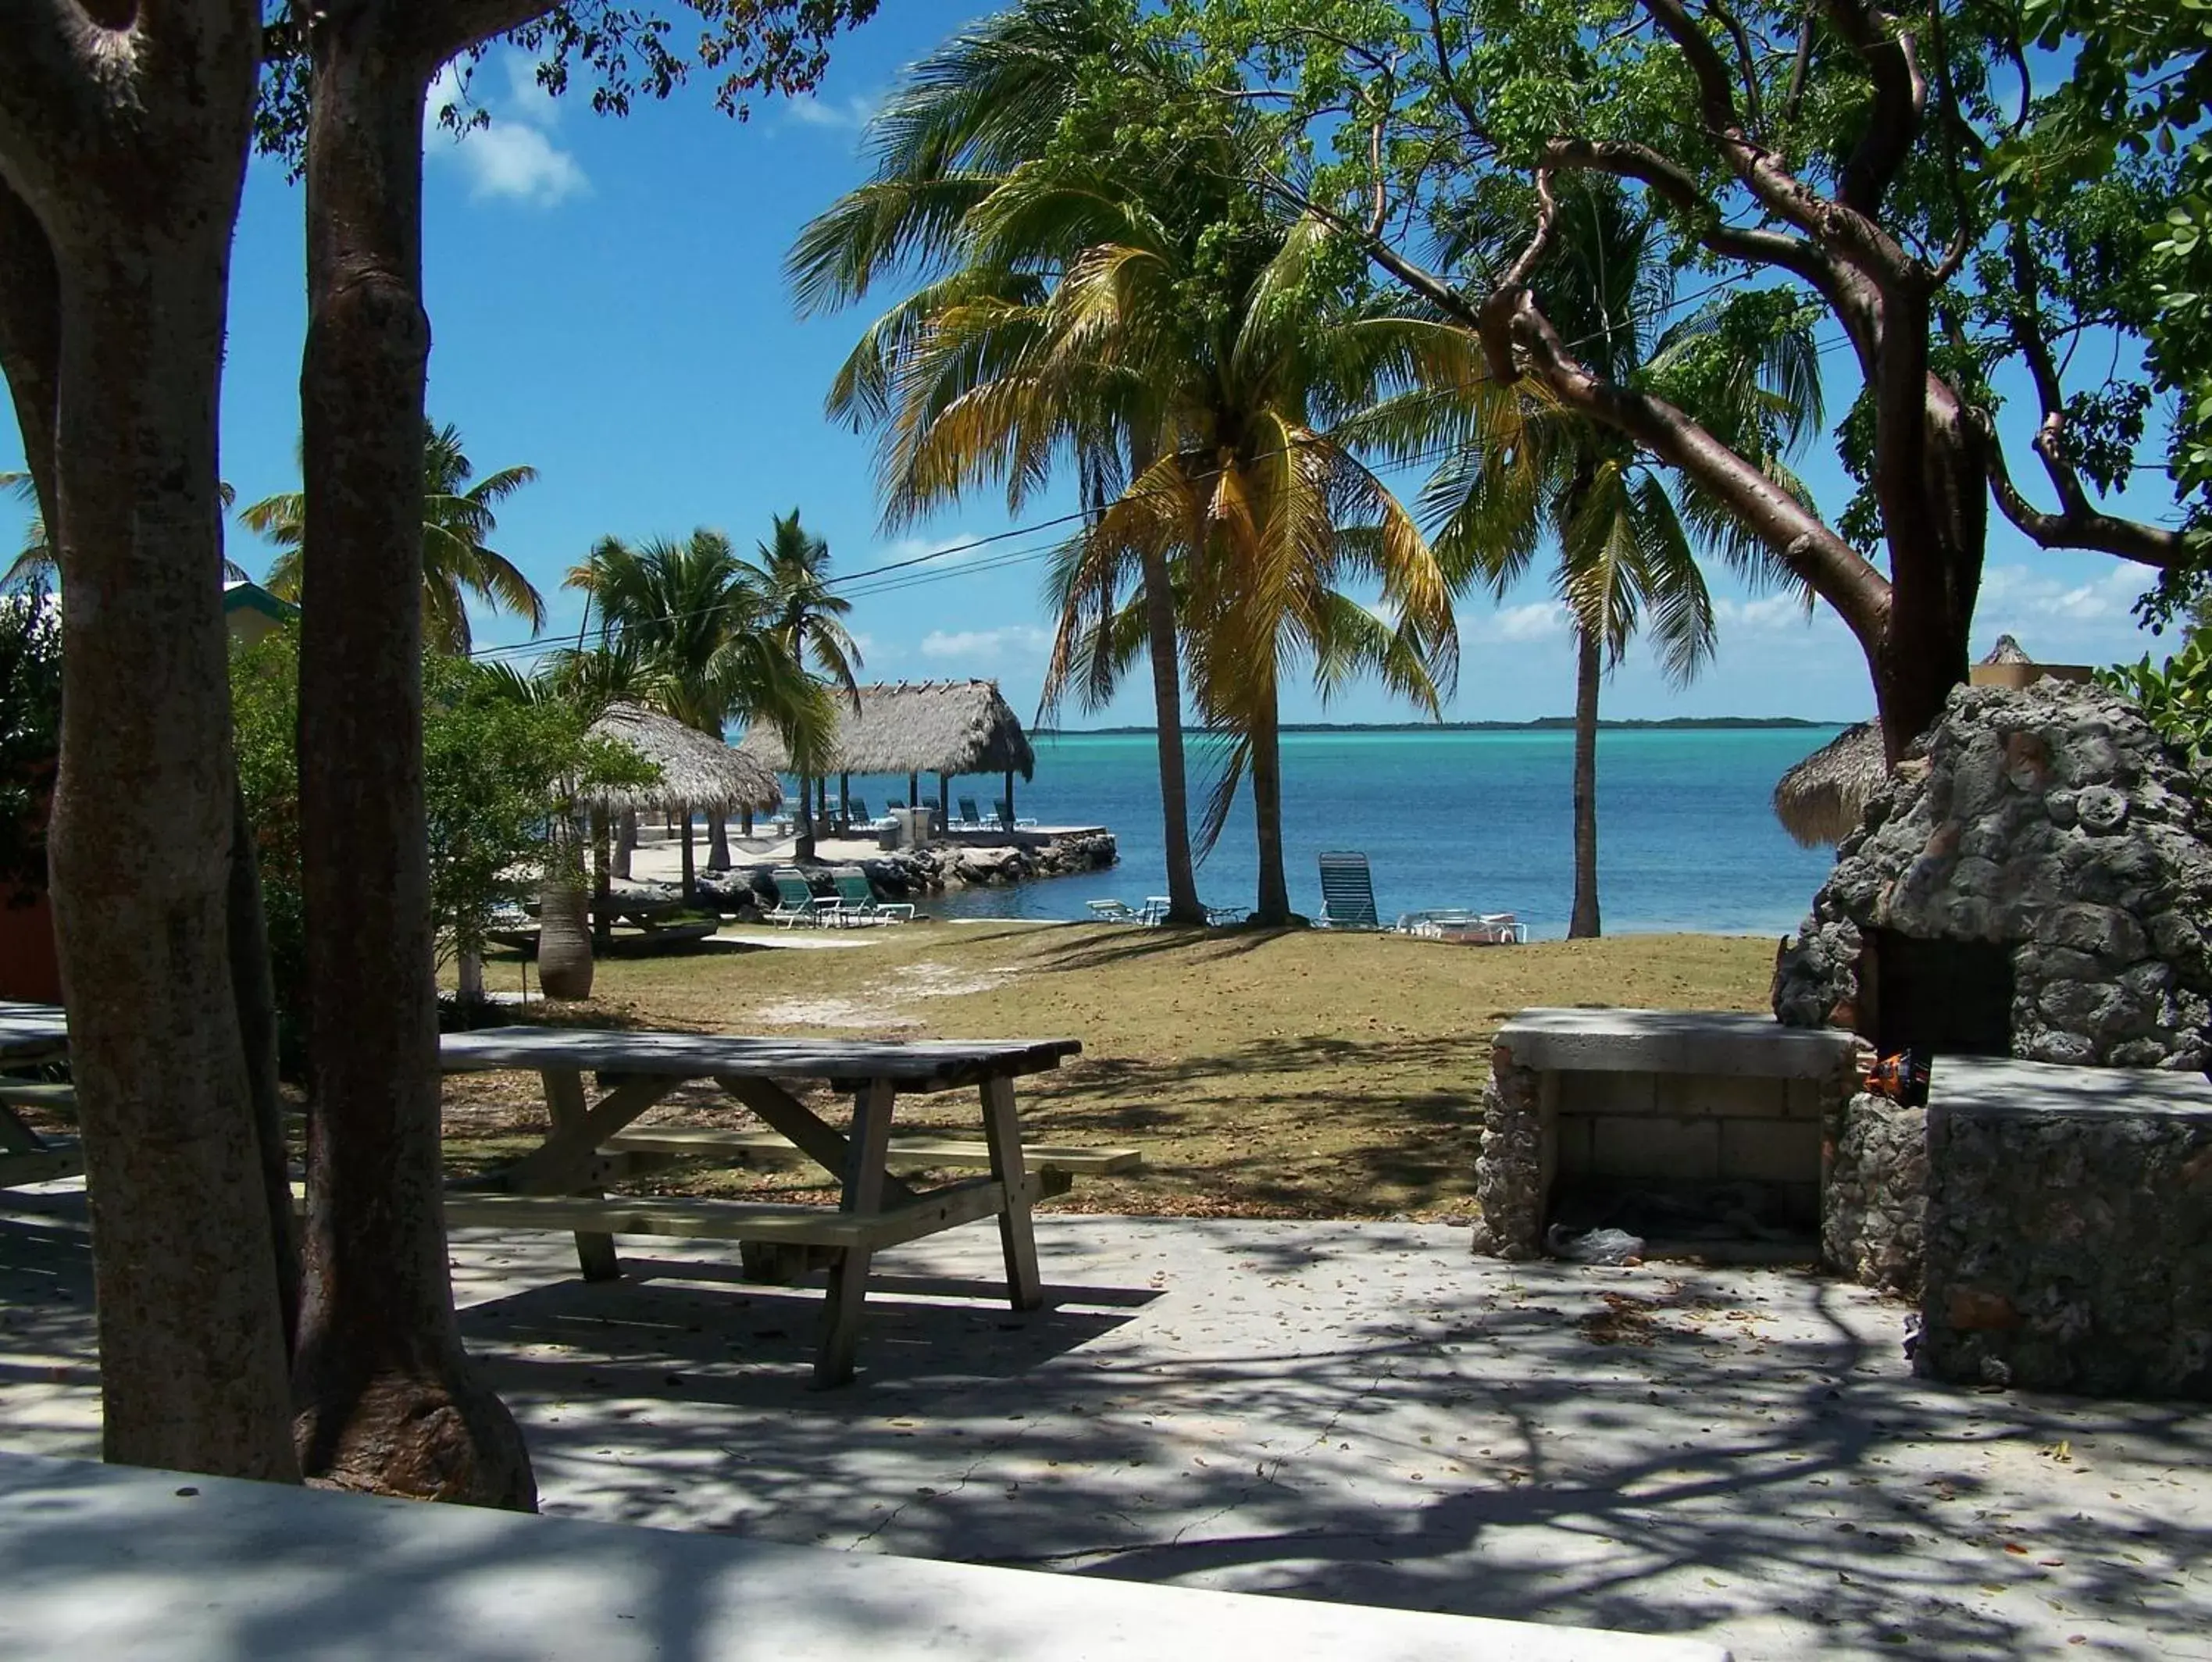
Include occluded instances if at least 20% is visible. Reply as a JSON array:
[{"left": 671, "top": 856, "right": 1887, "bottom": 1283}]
[
  {"left": 1003, "top": 768, "right": 1015, "bottom": 824},
  {"left": 938, "top": 772, "right": 950, "bottom": 826},
  {"left": 907, "top": 769, "right": 919, "bottom": 812}
]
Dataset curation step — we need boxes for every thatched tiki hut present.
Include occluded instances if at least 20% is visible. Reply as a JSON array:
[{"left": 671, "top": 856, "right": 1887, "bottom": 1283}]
[
  {"left": 1771, "top": 637, "right": 2041, "bottom": 850},
  {"left": 582, "top": 701, "right": 782, "bottom": 912},
  {"left": 737, "top": 679, "right": 1036, "bottom": 835}
]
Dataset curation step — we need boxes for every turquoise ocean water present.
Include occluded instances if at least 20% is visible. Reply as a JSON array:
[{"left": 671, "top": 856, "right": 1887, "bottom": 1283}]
[{"left": 795, "top": 726, "right": 1845, "bottom": 939}]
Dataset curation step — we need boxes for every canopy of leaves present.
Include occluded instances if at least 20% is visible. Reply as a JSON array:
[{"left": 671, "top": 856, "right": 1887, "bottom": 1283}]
[{"left": 252, "top": 1, "right": 881, "bottom": 167}]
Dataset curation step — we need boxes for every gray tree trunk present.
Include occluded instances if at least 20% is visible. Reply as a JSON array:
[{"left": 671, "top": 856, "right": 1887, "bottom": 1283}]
[
  {"left": 0, "top": 18, "right": 300, "bottom": 1480},
  {"left": 1249, "top": 694, "right": 1291, "bottom": 926},
  {"left": 1568, "top": 624, "right": 1602, "bottom": 940},
  {"left": 291, "top": 8, "right": 533, "bottom": 1509},
  {"left": 613, "top": 809, "right": 635, "bottom": 879},
  {"left": 1138, "top": 542, "right": 1204, "bottom": 926},
  {"left": 707, "top": 807, "right": 731, "bottom": 871}
]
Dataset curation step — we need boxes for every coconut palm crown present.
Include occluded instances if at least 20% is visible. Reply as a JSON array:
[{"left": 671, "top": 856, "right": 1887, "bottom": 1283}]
[{"left": 240, "top": 422, "right": 547, "bottom": 654}]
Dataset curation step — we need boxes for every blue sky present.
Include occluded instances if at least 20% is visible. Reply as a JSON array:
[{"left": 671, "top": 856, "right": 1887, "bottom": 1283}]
[{"left": 0, "top": 2, "right": 2188, "bottom": 725}]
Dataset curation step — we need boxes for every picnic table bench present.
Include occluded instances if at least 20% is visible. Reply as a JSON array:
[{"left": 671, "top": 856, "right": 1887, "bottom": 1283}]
[
  {"left": 0, "top": 1002, "right": 78, "bottom": 1190},
  {"left": 438, "top": 1027, "right": 1090, "bottom": 1386}
]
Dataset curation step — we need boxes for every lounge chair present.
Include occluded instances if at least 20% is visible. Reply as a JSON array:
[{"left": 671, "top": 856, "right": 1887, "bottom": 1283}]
[
  {"left": 956, "top": 797, "right": 985, "bottom": 829},
  {"left": 1397, "top": 907, "right": 1526, "bottom": 944},
  {"left": 763, "top": 868, "right": 827, "bottom": 927},
  {"left": 1316, "top": 851, "right": 1380, "bottom": 929},
  {"left": 826, "top": 868, "right": 914, "bottom": 927},
  {"left": 1087, "top": 898, "right": 1143, "bottom": 923},
  {"left": 994, "top": 799, "right": 1040, "bottom": 830}
]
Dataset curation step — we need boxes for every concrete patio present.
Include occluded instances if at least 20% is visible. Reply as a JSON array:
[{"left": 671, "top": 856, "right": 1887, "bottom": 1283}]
[{"left": 2, "top": 1183, "right": 2206, "bottom": 1660}]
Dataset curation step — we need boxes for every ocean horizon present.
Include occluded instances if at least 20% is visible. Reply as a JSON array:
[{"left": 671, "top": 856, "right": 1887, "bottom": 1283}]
[{"left": 784, "top": 724, "right": 1848, "bottom": 939}]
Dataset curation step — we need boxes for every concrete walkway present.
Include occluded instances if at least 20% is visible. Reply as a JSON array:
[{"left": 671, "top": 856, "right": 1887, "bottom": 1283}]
[{"left": 2, "top": 1186, "right": 2205, "bottom": 1660}]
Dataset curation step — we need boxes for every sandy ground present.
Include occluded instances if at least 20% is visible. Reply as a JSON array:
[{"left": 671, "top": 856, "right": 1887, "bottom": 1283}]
[{"left": 2, "top": 1183, "right": 2205, "bottom": 1660}]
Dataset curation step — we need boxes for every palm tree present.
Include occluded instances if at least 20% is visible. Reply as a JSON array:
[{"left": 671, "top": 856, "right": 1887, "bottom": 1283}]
[
  {"left": 795, "top": 5, "right": 1463, "bottom": 924},
  {"left": 1423, "top": 183, "right": 1823, "bottom": 936},
  {"left": 753, "top": 508, "right": 864, "bottom": 847},
  {"left": 566, "top": 530, "right": 832, "bottom": 893},
  {"left": 790, "top": 0, "right": 1213, "bottom": 926},
  {"left": 239, "top": 422, "right": 546, "bottom": 654}
]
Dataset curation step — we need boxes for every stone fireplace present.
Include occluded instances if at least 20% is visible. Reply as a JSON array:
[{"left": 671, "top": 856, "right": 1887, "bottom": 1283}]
[{"left": 1773, "top": 680, "right": 2212, "bottom": 1070}]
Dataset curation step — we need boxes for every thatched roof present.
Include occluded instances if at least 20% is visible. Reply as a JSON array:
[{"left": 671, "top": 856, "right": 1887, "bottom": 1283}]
[
  {"left": 583, "top": 702, "right": 783, "bottom": 812},
  {"left": 1769, "top": 640, "right": 2045, "bottom": 849},
  {"left": 735, "top": 679, "right": 1036, "bottom": 779},
  {"left": 1772, "top": 721, "right": 1887, "bottom": 850}
]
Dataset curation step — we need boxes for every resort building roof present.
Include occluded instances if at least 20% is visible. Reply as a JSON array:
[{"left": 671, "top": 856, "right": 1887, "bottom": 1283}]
[{"left": 736, "top": 679, "right": 1036, "bottom": 781}]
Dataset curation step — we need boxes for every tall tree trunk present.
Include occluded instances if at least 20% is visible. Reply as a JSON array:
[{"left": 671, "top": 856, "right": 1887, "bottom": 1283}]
[
  {"left": 1868, "top": 414, "right": 1985, "bottom": 761},
  {"left": 707, "top": 807, "right": 730, "bottom": 871},
  {"left": 0, "top": 56, "right": 298, "bottom": 1475},
  {"left": 1249, "top": 694, "right": 1291, "bottom": 926},
  {"left": 680, "top": 806, "right": 697, "bottom": 904},
  {"left": 292, "top": 16, "right": 533, "bottom": 1509},
  {"left": 1137, "top": 544, "right": 1203, "bottom": 926},
  {"left": 1568, "top": 624, "right": 1602, "bottom": 940},
  {"left": 230, "top": 784, "right": 301, "bottom": 1354},
  {"left": 590, "top": 804, "right": 612, "bottom": 950},
  {"left": 613, "top": 809, "right": 635, "bottom": 879},
  {"left": 795, "top": 778, "right": 815, "bottom": 862}
]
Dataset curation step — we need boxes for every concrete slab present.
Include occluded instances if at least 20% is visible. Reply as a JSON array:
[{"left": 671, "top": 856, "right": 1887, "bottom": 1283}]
[
  {"left": 0, "top": 1452, "right": 1726, "bottom": 1660},
  {"left": 1930, "top": 1055, "right": 2212, "bottom": 1121},
  {"left": 2, "top": 1188, "right": 2207, "bottom": 1661},
  {"left": 1497, "top": 1011, "right": 1860, "bottom": 1078}
]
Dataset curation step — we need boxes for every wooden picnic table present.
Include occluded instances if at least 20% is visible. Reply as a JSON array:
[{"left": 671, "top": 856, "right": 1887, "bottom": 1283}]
[
  {"left": 437, "top": 1027, "right": 1084, "bottom": 1387},
  {"left": 0, "top": 1001, "right": 80, "bottom": 1188}
]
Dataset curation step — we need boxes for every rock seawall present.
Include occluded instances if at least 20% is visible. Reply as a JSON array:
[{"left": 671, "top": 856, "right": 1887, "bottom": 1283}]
[{"left": 691, "top": 832, "right": 1118, "bottom": 915}]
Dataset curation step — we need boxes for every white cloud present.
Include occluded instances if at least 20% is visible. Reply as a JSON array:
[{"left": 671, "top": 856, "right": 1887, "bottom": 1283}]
[
  {"left": 1483, "top": 601, "right": 1567, "bottom": 643},
  {"left": 1714, "top": 594, "right": 1819, "bottom": 632},
  {"left": 784, "top": 92, "right": 877, "bottom": 132},
  {"left": 1979, "top": 562, "right": 2146, "bottom": 625},
  {"left": 424, "top": 57, "right": 587, "bottom": 208},
  {"left": 919, "top": 625, "right": 1053, "bottom": 663}
]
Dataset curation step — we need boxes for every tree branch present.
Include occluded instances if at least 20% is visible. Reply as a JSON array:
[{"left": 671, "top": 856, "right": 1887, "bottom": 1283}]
[
  {"left": 1493, "top": 280, "right": 1893, "bottom": 635},
  {"left": 1983, "top": 434, "right": 2192, "bottom": 569},
  {"left": 1825, "top": 0, "right": 1925, "bottom": 217},
  {"left": 0, "top": 173, "right": 60, "bottom": 534}
]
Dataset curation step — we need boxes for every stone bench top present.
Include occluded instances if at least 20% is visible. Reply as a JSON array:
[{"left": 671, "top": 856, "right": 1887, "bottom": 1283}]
[
  {"left": 0, "top": 1453, "right": 1731, "bottom": 1660},
  {"left": 1931, "top": 1055, "right": 2212, "bottom": 1122},
  {"left": 1493, "top": 1009, "right": 1861, "bottom": 1079}
]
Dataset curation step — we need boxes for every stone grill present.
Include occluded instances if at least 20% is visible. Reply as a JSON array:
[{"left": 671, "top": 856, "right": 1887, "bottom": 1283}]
[{"left": 1773, "top": 681, "right": 2212, "bottom": 1070}]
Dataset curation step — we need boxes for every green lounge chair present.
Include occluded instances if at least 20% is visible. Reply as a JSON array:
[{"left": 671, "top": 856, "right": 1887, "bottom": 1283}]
[
  {"left": 994, "top": 799, "right": 1040, "bottom": 830},
  {"left": 956, "top": 797, "right": 984, "bottom": 829},
  {"left": 1316, "top": 851, "right": 1379, "bottom": 929},
  {"left": 763, "top": 868, "right": 826, "bottom": 927},
  {"left": 826, "top": 868, "right": 914, "bottom": 927}
]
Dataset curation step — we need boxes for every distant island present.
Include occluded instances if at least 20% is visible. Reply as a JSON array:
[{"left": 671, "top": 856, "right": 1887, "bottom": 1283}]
[{"left": 1036, "top": 716, "right": 1843, "bottom": 736}]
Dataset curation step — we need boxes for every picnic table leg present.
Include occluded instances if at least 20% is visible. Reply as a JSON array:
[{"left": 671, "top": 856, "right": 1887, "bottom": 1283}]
[
  {"left": 979, "top": 1075, "right": 1044, "bottom": 1311},
  {"left": 543, "top": 1068, "right": 619, "bottom": 1282},
  {"left": 815, "top": 1076, "right": 895, "bottom": 1388}
]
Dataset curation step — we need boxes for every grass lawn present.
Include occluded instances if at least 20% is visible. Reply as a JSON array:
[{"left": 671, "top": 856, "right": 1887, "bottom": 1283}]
[{"left": 448, "top": 922, "right": 1777, "bottom": 1220}]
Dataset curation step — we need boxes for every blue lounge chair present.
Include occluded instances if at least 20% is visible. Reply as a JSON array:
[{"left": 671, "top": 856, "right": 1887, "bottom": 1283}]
[
  {"left": 1316, "top": 851, "right": 1380, "bottom": 929},
  {"left": 956, "top": 797, "right": 984, "bottom": 829},
  {"left": 994, "top": 799, "right": 1040, "bottom": 830},
  {"left": 763, "top": 868, "right": 826, "bottom": 927},
  {"left": 826, "top": 868, "right": 914, "bottom": 927}
]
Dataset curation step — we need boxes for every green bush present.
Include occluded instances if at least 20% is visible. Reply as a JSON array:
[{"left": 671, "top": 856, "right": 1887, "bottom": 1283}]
[
  {"left": 230, "top": 626, "right": 657, "bottom": 1049},
  {"left": 2097, "top": 637, "right": 2212, "bottom": 761},
  {"left": 0, "top": 581, "right": 62, "bottom": 903}
]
